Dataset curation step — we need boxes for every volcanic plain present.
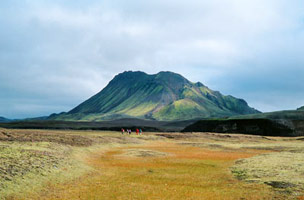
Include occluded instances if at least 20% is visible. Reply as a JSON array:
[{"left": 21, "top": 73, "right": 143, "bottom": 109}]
[{"left": 0, "top": 128, "right": 304, "bottom": 199}]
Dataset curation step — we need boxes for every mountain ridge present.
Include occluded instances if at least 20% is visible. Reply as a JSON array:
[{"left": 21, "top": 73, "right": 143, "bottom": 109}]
[{"left": 50, "top": 71, "right": 259, "bottom": 121}]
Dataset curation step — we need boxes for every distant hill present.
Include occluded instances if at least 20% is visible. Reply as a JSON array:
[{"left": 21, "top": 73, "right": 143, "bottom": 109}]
[
  {"left": 50, "top": 71, "right": 259, "bottom": 121},
  {"left": 23, "top": 116, "right": 49, "bottom": 121},
  {"left": 183, "top": 109, "right": 304, "bottom": 137},
  {"left": 298, "top": 106, "right": 304, "bottom": 111},
  {"left": 0, "top": 117, "right": 11, "bottom": 122},
  {"left": 229, "top": 110, "right": 304, "bottom": 120}
]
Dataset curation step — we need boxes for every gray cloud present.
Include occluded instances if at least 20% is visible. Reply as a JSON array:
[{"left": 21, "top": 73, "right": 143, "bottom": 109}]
[{"left": 0, "top": 0, "right": 304, "bottom": 118}]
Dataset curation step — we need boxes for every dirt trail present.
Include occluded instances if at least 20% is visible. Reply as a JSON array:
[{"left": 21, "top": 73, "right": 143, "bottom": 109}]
[{"left": 28, "top": 141, "right": 278, "bottom": 200}]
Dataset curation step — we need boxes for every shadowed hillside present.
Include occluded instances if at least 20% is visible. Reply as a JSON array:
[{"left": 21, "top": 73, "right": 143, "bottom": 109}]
[
  {"left": 183, "top": 109, "right": 304, "bottom": 136},
  {"left": 229, "top": 110, "right": 304, "bottom": 120},
  {"left": 50, "top": 71, "right": 259, "bottom": 121}
]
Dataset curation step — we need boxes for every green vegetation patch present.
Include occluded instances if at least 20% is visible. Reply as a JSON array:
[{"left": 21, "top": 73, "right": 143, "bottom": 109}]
[
  {"left": 0, "top": 141, "right": 76, "bottom": 198},
  {"left": 231, "top": 169, "right": 248, "bottom": 180},
  {"left": 0, "top": 143, "right": 64, "bottom": 184},
  {"left": 232, "top": 152, "right": 304, "bottom": 195}
]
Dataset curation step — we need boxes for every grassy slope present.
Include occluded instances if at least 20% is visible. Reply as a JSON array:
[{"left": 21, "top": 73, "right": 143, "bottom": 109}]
[
  {"left": 153, "top": 99, "right": 209, "bottom": 120},
  {"left": 152, "top": 84, "right": 257, "bottom": 121},
  {"left": 0, "top": 129, "right": 94, "bottom": 199}
]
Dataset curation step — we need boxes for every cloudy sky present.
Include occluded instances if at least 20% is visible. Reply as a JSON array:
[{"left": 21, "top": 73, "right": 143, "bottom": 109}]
[{"left": 1, "top": 0, "right": 304, "bottom": 119}]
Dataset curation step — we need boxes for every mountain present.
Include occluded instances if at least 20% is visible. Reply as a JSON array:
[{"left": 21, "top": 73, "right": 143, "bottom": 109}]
[
  {"left": 50, "top": 71, "right": 259, "bottom": 121},
  {"left": 297, "top": 106, "right": 304, "bottom": 111},
  {"left": 0, "top": 117, "right": 11, "bottom": 122}
]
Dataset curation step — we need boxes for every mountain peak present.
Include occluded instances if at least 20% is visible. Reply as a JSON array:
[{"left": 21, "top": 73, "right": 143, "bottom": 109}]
[
  {"left": 120, "top": 70, "right": 147, "bottom": 76},
  {"left": 156, "top": 71, "right": 188, "bottom": 81},
  {"left": 156, "top": 71, "right": 183, "bottom": 76},
  {"left": 116, "top": 71, "right": 186, "bottom": 80},
  {"left": 112, "top": 71, "right": 190, "bottom": 89},
  {"left": 114, "top": 70, "right": 148, "bottom": 79}
]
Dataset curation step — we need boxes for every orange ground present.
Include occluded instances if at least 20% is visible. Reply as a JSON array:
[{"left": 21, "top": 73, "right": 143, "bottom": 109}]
[{"left": 17, "top": 141, "right": 282, "bottom": 200}]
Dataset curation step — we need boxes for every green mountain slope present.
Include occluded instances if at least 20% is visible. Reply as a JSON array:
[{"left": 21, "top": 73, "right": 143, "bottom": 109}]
[
  {"left": 51, "top": 71, "right": 259, "bottom": 121},
  {"left": 297, "top": 106, "right": 304, "bottom": 111}
]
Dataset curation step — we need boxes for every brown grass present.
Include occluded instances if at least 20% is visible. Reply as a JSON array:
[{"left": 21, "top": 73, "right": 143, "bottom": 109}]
[{"left": 0, "top": 129, "right": 93, "bottom": 146}]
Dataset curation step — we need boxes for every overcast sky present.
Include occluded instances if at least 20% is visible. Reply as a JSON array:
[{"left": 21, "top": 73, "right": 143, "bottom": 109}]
[{"left": 1, "top": 0, "right": 304, "bottom": 119}]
